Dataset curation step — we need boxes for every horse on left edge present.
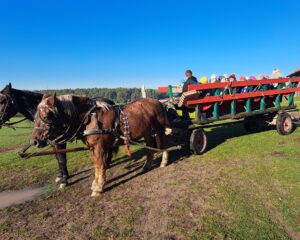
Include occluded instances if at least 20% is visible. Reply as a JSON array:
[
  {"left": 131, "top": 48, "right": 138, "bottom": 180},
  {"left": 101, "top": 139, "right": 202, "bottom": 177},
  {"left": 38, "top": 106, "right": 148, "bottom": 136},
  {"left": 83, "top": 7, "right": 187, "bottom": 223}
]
[{"left": 0, "top": 83, "right": 70, "bottom": 188}]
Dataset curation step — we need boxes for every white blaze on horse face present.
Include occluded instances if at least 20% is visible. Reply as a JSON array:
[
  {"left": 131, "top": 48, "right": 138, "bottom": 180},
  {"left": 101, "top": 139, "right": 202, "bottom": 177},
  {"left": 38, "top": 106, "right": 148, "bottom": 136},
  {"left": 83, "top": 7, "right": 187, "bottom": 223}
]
[{"left": 31, "top": 101, "right": 52, "bottom": 141}]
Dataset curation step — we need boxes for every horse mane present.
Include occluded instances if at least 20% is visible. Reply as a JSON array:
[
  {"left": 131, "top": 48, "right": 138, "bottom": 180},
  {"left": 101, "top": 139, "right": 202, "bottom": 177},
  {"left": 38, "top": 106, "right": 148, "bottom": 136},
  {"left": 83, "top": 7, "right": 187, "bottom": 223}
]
[
  {"left": 56, "top": 95, "right": 112, "bottom": 118},
  {"left": 95, "top": 100, "right": 112, "bottom": 112},
  {"left": 56, "top": 95, "right": 78, "bottom": 119},
  {"left": 15, "top": 89, "right": 43, "bottom": 99}
]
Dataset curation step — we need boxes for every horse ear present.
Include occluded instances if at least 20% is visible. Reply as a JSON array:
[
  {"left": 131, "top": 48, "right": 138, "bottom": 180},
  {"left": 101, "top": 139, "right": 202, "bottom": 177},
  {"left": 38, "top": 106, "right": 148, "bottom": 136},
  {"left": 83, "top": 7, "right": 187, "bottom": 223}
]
[
  {"left": 2, "top": 83, "right": 12, "bottom": 94},
  {"left": 42, "top": 93, "right": 49, "bottom": 100},
  {"left": 48, "top": 92, "right": 57, "bottom": 107}
]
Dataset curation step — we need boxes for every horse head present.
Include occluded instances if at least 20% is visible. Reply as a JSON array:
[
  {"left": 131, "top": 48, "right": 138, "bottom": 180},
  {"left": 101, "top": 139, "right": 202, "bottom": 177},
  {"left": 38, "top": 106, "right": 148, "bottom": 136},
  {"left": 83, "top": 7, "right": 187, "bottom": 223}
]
[
  {"left": 0, "top": 83, "right": 19, "bottom": 125},
  {"left": 30, "top": 93, "right": 64, "bottom": 148},
  {"left": 30, "top": 94, "right": 114, "bottom": 148}
]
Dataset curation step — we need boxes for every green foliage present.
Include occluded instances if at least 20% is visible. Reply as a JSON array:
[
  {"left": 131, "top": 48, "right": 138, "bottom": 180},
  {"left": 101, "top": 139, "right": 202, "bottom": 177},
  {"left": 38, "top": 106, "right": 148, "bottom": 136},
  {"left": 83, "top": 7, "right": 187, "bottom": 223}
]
[{"left": 35, "top": 88, "right": 167, "bottom": 104}]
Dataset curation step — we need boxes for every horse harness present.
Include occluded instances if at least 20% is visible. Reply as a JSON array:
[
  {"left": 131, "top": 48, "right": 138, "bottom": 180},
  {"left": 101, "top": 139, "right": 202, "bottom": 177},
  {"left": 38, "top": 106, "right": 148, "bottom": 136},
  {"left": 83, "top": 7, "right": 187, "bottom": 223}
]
[
  {"left": 0, "top": 93, "right": 27, "bottom": 128},
  {"left": 43, "top": 100, "right": 132, "bottom": 155},
  {"left": 82, "top": 103, "right": 132, "bottom": 156}
]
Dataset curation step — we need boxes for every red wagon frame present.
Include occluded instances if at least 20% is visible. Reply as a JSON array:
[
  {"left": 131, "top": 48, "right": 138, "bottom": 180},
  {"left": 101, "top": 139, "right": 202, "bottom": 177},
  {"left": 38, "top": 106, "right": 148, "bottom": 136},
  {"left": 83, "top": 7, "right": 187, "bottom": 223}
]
[{"left": 158, "top": 77, "right": 300, "bottom": 154}]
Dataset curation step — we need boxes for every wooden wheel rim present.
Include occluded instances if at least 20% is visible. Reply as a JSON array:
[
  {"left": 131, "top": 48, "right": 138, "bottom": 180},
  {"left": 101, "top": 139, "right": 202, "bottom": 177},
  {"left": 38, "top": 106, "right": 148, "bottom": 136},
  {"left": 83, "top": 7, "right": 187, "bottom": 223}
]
[{"left": 195, "top": 131, "right": 204, "bottom": 149}]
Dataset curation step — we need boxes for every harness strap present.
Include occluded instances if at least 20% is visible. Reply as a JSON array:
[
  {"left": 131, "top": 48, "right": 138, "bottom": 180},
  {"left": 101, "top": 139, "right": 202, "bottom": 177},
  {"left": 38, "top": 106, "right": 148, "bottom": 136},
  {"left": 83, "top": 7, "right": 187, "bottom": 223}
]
[
  {"left": 50, "top": 104, "right": 97, "bottom": 145},
  {"left": 120, "top": 110, "right": 132, "bottom": 157},
  {"left": 1, "top": 117, "right": 28, "bottom": 129}
]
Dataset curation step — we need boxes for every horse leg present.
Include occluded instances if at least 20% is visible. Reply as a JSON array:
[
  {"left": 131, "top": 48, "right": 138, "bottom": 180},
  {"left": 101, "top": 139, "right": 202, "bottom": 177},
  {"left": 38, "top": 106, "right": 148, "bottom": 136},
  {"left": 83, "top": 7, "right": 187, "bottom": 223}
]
[
  {"left": 156, "top": 133, "right": 169, "bottom": 168},
  {"left": 106, "top": 148, "right": 112, "bottom": 168},
  {"left": 55, "top": 153, "right": 63, "bottom": 183},
  {"left": 143, "top": 134, "right": 155, "bottom": 171},
  {"left": 55, "top": 143, "right": 69, "bottom": 188},
  {"left": 91, "top": 145, "right": 107, "bottom": 197}
]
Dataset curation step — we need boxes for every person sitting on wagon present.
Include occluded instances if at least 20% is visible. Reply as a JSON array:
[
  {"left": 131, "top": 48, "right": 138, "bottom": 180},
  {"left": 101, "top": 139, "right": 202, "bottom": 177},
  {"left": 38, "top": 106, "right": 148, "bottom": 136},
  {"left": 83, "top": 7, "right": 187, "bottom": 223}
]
[
  {"left": 199, "top": 76, "right": 210, "bottom": 96},
  {"left": 228, "top": 73, "right": 237, "bottom": 82},
  {"left": 238, "top": 76, "right": 248, "bottom": 93},
  {"left": 210, "top": 74, "right": 218, "bottom": 84},
  {"left": 272, "top": 68, "right": 282, "bottom": 88},
  {"left": 209, "top": 74, "right": 218, "bottom": 95},
  {"left": 258, "top": 74, "right": 274, "bottom": 90},
  {"left": 219, "top": 75, "right": 228, "bottom": 83},
  {"left": 182, "top": 70, "right": 198, "bottom": 92}
]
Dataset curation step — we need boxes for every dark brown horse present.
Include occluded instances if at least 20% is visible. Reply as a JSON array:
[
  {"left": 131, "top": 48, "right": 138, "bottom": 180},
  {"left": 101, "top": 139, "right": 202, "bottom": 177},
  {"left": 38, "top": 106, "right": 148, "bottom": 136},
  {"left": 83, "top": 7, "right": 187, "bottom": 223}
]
[
  {"left": 0, "top": 83, "right": 114, "bottom": 188},
  {"left": 0, "top": 84, "right": 69, "bottom": 187},
  {"left": 30, "top": 94, "right": 170, "bottom": 196}
]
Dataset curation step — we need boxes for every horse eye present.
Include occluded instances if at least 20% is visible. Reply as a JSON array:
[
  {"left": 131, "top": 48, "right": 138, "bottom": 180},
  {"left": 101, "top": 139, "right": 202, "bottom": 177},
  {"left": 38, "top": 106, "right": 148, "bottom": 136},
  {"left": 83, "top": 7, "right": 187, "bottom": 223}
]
[{"left": 46, "top": 111, "right": 54, "bottom": 120}]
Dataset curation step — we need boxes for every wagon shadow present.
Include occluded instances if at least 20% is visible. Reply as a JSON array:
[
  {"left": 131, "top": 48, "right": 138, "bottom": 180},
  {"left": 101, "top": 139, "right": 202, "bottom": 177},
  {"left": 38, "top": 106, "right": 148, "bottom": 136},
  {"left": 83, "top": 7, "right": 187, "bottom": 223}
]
[
  {"left": 104, "top": 146, "right": 188, "bottom": 192},
  {"left": 68, "top": 124, "right": 274, "bottom": 190},
  {"left": 68, "top": 175, "right": 91, "bottom": 186},
  {"left": 206, "top": 123, "right": 274, "bottom": 151}
]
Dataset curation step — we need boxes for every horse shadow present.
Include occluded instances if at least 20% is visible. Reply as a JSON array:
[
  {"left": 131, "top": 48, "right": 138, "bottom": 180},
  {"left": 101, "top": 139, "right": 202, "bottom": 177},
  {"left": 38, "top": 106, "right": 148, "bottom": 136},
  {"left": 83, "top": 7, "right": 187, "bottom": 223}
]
[
  {"left": 68, "top": 123, "right": 275, "bottom": 191},
  {"left": 104, "top": 144, "right": 190, "bottom": 192}
]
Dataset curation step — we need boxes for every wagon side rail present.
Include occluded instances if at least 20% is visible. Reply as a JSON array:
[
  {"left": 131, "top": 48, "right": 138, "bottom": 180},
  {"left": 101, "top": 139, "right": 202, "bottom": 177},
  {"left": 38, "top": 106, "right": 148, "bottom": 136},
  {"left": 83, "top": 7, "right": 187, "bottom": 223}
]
[
  {"left": 188, "top": 77, "right": 300, "bottom": 91},
  {"left": 158, "top": 77, "right": 300, "bottom": 124},
  {"left": 157, "top": 77, "right": 300, "bottom": 94}
]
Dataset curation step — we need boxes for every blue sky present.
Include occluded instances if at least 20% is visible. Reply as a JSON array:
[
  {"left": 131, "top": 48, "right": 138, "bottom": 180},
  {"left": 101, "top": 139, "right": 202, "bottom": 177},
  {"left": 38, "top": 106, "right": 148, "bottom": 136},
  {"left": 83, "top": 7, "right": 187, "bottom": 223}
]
[{"left": 0, "top": 0, "right": 299, "bottom": 90}]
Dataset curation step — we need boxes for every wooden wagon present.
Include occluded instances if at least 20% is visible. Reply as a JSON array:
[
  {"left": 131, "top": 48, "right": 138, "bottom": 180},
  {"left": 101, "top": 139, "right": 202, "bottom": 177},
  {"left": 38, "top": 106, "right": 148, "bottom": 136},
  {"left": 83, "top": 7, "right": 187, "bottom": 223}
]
[{"left": 158, "top": 76, "right": 300, "bottom": 154}]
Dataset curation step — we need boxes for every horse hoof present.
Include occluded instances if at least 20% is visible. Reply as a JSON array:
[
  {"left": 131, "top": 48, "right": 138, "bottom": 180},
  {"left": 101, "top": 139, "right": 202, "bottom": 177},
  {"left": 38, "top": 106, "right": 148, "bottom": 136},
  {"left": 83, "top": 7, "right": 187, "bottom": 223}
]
[
  {"left": 142, "top": 166, "right": 150, "bottom": 172},
  {"left": 160, "top": 163, "right": 168, "bottom": 168},
  {"left": 91, "top": 191, "right": 101, "bottom": 197},
  {"left": 59, "top": 183, "right": 67, "bottom": 189},
  {"left": 55, "top": 177, "right": 62, "bottom": 183}
]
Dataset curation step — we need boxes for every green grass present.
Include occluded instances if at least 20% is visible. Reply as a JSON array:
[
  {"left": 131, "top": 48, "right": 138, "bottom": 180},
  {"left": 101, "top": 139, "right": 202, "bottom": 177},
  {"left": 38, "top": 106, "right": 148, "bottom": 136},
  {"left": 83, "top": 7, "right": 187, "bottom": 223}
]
[
  {"left": 0, "top": 118, "right": 141, "bottom": 190},
  {"left": 190, "top": 123, "right": 300, "bottom": 239},
  {"left": 0, "top": 117, "right": 300, "bottom": 239}
]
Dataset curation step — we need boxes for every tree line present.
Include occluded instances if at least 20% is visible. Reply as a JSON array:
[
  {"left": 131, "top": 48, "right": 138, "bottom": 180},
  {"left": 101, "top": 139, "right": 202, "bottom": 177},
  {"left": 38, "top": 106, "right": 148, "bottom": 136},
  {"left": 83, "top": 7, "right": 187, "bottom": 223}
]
[{"left": 36, "top": 88, "right": 167, "bottom": 104}]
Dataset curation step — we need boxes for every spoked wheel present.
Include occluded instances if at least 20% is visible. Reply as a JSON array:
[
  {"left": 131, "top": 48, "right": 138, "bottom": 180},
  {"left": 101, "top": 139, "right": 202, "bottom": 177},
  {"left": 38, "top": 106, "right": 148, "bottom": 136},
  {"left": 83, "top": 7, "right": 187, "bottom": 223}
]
[
  {"left": 276, "top": 112, "right": 294, "bottom": 135},
  {"left": 190, "top": 128, "right": 208, "bottom": 155}
]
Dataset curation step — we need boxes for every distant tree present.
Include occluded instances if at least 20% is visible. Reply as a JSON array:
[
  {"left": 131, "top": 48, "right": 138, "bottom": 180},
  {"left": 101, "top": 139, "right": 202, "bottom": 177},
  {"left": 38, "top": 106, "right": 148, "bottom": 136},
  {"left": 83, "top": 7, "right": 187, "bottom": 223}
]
[{"left": 35, "top": 87, "right": 166, "bottom": 104}]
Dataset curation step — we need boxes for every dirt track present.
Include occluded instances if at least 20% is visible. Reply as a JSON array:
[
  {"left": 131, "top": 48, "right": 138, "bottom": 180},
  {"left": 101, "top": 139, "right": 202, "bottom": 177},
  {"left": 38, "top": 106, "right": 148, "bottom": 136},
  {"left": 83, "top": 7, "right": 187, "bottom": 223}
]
[{"left": 0, "top": 150, "right": 223, "bottom": 240}]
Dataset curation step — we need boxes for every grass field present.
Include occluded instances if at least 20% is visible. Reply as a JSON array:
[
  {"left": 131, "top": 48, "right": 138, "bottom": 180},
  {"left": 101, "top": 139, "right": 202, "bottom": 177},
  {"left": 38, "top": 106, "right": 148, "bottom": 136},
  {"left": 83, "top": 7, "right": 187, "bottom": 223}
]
[{"left": 0, "top": 117, "right": 300, "bottom": 239}]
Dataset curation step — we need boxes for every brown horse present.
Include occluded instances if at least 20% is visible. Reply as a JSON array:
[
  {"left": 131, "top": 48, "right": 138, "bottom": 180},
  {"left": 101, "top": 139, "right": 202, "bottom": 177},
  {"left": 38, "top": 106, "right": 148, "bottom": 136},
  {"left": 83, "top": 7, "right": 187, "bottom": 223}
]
[{"left": 30, "top": 94, "right": 170, "bottom": 196}]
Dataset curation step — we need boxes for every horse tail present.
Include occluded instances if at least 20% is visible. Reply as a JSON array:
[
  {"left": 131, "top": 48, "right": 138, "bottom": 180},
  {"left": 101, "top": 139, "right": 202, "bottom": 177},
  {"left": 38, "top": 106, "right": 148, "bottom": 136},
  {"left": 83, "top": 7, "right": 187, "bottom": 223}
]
[
  {"left": 151, "top": 101, "right": 171, "bottom": 149},
  {"left": 155, "top": 101, "right": 170, "bottom": 167},
  {"left": 159, "top": 101, "right": 172, "bottom": 136}
]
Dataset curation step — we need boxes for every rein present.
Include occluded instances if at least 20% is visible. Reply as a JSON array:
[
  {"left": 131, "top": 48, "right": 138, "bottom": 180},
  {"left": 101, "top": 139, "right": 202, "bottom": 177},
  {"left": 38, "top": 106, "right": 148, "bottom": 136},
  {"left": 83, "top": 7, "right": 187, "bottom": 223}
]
[
  {"left": 46, "top": 103, "right": 98, "bottom": 145},
  {"left": 0, "top": 93, "right": 12, "bottom": 125},
  {"left": 1, "top": 117, "right": 28, "bottom": 129},
  {"left": 0, "top": 94, "right": 30, "bottom": 129}
]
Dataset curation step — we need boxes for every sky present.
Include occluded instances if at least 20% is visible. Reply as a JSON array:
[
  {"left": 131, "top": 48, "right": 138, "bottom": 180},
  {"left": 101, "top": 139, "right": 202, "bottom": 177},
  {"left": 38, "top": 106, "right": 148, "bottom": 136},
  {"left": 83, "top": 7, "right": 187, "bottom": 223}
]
[{"left": 0, "top": 0, "right": 299, "bottom": 90}]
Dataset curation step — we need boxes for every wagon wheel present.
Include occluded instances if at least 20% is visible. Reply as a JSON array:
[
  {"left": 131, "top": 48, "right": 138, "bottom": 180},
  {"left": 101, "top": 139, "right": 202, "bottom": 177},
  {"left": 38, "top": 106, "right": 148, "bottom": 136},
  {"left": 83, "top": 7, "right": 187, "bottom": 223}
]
[
  {"left": 243, "top": 117, "right": 260, "bottom": 133},
  {"left": 190, "top": 128, "right": 208, "bottom": 155},
  {"left": 276, "top": 112, "right": 294, "bottom": 135}
]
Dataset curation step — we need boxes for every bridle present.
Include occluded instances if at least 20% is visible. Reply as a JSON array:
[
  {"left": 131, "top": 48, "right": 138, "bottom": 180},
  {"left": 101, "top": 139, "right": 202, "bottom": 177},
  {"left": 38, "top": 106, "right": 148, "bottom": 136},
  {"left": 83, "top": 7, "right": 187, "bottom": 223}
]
[
  {"left": 35, "top": 100, "right": 99, "bottom": 146},
  {"left": 0, "top": 93, "right": 27, "bottom": 128},
  {"left": 0, "top": 93, "right": 12, "bottom": 124},
  {"left": 0, "top": 93, "right": 32, "bottom": 129}
]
